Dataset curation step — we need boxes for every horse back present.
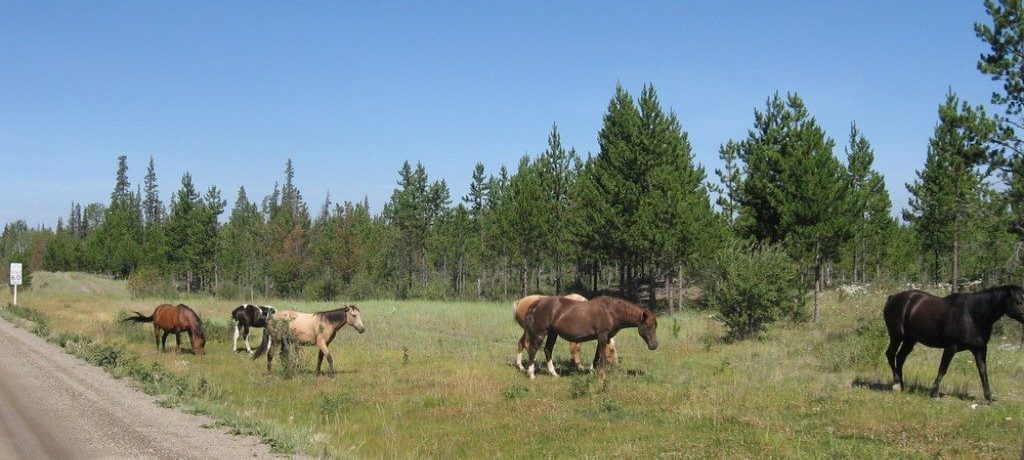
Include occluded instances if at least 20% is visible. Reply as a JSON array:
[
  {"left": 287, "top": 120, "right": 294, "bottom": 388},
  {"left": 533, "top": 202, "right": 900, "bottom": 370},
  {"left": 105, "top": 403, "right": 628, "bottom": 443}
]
[{"left": 884, "top": 289, "right": 967, "bottom": 347}]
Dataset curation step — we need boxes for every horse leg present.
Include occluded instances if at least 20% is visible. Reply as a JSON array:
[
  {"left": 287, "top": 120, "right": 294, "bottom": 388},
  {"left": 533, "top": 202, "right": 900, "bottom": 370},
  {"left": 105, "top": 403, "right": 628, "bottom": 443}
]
[
  {"left": 161, "top": 331, "right": 170, "bottom": 352},
  {"left": 526, "top": 333, "right": 542, "bottom": 379},
  {"left": 973, "top": 347, "right": 993, "bottom": 402},
  {"left": 893, "top": 340, "right": 916, "bottom": 392},
  {"left": 317, "top": 340, "right": 334, "bottom": 376},
  {"left": 544, "top": 331, "right": 559, "bottom": 377},
  {"left": 174, "top": 332, "right": 182, "bottom": 354},
  {"left": 930, "top": 347, "right": 956, "bottom": 398},
  {"left": 593, "top": 336, "right": 609, "bottom": 377},
  {"left": 515, "top": 332, "right": 527, "bottom": 370},
  {"left": 317, "top": 350, "right": 325, "bottom": 375},
  {"left": 885, "top": 336, "right": 902, "bottom": 390},
  {"left": 569, "top": 342, "right": 584, "bottom": 370},
  {"left": 266, "top": 345, "right": 274, "bottom": 374},
  {"left": 186, "top": 330, "right": 194, "bottom": 353},
  {"left": 154, "top": 326, "right": 162, "bottom": 351},
  {"left": 232, "top": 320, "right": 240, "bottom": 352},
  {"left": 243, "top": 325, "right": 252, "bottom": 353}
]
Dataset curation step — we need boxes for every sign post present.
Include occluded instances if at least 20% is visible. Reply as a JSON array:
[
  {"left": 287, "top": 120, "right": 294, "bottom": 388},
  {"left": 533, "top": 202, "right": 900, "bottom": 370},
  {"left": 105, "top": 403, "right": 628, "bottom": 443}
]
[{"left": 10, "top": 263, "right": 22, "bottom": 306}]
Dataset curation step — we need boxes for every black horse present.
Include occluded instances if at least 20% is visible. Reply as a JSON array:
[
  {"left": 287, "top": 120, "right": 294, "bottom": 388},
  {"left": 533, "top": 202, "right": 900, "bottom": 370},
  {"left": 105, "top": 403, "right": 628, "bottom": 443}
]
[
  {"left": 231, "top": 304, "right": 277, "bottom": 353},
  {"left": 883, "top": 285, "right": 1024, "bottom": 401}
]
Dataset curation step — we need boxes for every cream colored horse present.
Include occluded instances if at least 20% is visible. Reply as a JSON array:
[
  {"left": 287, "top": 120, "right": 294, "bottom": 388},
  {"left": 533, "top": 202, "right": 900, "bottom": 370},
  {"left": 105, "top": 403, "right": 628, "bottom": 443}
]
[
  {"left": 513, "top": 294, "right": 617, "bottom": 376},
  {"left": 253, "top": 305, "right": 365, "bottom": 375}
]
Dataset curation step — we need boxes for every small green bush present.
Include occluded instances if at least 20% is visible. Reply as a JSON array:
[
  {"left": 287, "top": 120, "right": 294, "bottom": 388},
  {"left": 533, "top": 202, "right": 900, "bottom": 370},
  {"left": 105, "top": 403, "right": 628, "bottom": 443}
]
[
  {"left": 701, "top": 242, "right": 805, "bottom": 339},
  {"left": 126, "top": 267, "right": 175, "bottom": 299},
  {"left": 303, "top": 277, "right": 340, "bottom": 301}
]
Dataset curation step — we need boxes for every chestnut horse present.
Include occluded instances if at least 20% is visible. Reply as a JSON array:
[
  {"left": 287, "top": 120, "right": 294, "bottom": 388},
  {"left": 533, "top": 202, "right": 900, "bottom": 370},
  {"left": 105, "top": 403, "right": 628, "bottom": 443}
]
[
  {"left": 884, "top": 285, "right": 1024, "bottom": 401},
  {"left": 523, "top": 295, "right": 657, "bottom": 379},
  {"left": 253, "top": 306, "right": 365, "bottom": 375},
  {"left": 123, "top": 304, "right": 206, "bottom": 355},
  {"left": 513, "top": 294, "right": 617, "bottom": 374}
]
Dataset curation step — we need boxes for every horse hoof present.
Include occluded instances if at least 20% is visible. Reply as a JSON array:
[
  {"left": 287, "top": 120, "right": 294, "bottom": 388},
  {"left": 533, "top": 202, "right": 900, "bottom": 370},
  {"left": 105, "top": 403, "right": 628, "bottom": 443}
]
[{"left": 892, "top": 384, "right": 902, "bottom": 392}]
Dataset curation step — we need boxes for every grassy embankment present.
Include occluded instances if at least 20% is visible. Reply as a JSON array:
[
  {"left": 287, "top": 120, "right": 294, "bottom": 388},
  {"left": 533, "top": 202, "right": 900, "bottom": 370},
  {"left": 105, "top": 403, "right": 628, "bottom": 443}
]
[{"left": 1, "top": 271, "right": 1022, "bottom": 458}]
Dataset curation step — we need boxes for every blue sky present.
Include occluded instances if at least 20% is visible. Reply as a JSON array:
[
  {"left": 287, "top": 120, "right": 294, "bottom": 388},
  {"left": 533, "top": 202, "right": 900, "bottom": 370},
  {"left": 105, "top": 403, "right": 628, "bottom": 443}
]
[{"left": 0, "top": 1, "right": 1001, "bottom": 227}]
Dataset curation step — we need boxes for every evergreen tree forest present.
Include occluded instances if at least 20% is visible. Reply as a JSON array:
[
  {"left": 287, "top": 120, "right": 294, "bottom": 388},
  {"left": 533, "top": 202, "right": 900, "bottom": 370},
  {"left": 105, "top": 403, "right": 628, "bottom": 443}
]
[{"left": 7, "top": 3, "right": 1024, "bottom": 309}]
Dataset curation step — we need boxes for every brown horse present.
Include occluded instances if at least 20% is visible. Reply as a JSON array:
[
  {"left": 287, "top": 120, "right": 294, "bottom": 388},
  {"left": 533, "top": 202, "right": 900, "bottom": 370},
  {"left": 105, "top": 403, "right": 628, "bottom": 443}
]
[
  {"left": 123, "top": 304, "right": 206, "bottom": 355},
  {"left": 253, "top": 305, "right": 365, "bottom": 375},
  {"left": 883, "top": 285, "right": 1024, "bottom": 401},
  {"left": 513, "top": 294, "right": 617, "bottom": 374},
  {"left": 523, "top": 295, "right": 657, "bottom": 379}
]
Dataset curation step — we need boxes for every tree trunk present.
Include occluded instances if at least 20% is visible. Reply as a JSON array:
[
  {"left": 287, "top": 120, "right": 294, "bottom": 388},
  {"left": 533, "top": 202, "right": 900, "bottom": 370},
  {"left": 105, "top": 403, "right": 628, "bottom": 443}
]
[
  {"left": 952, "top": 234, "right": 960, "bottom": 293},
  {"left": 813, "top": 242, "right": 821, "bottom": 323},
  {"left": 648, "top": 265, "right": 656, "bottom": 308}
]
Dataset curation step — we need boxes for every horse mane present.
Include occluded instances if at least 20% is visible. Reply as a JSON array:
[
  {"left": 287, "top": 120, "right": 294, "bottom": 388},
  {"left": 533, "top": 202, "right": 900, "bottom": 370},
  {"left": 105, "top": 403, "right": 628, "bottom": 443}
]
[
  {"left": 950, "top": 285, "right": 1022, "bottom": 316},
  {"left": 316, "top": 306, "right": 352, "bottom": 325},
  {"left": 178, "top": 304, "right": 205, "bottom": 338}
]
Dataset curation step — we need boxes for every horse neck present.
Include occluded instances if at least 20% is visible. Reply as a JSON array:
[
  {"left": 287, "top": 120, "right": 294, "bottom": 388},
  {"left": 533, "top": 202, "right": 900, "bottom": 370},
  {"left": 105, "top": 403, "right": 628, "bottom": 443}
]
[
  {"left": 964, "top": 290, "right": 1007, "bottom": 327},
  {"left": 610, "top": 301, "right": 644, "bottom": 327}
]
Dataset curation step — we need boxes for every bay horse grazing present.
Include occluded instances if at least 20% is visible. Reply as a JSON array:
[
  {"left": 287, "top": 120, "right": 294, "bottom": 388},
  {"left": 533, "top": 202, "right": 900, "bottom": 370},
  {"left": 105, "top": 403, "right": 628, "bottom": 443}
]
[
  {"left": 883, "top": 285, "right": 1024, "bottom": 401},
  {"left": 122, "top": 304, "right": 206, "bottom": 355},
  {"left": 513, "top": 294, "right": 617, "bottom": 374},
  {"left": 253, "top": 306, "right": 365, "bottom": 375},
  {"left": 523, "top": 295, "right": 657, "bottom": 379},
  {"left": 231, "top": 304, "right": 277, "bottom": 353}
]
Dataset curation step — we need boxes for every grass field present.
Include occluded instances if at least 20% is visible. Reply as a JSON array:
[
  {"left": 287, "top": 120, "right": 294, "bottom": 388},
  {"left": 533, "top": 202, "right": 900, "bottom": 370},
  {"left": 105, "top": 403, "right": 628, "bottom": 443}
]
[{"left": 2, "top": 271, "right": 1023, "bottom": 458}]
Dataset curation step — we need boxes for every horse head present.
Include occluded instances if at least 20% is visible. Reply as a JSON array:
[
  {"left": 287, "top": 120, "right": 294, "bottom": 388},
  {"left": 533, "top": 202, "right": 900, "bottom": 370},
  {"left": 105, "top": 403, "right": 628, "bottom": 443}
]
[
  {"left": 1005, "top": 285, "right": 1024, "bottom": 322},
  {"left": 345, "top": 305, "right": 366, "bottom": 334},
  {"left": 262, "top": 305, "right": 277, "bottom": 319},
  {"left": 638, "top": 309, "right": 658, "bottom": 350}
]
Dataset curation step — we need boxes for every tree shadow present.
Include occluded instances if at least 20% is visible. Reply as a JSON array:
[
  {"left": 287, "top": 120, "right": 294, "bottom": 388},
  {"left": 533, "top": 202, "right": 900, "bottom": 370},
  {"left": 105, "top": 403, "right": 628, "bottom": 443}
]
[{"left": 851, "top": 376, "right": 975, "bottom": 401}]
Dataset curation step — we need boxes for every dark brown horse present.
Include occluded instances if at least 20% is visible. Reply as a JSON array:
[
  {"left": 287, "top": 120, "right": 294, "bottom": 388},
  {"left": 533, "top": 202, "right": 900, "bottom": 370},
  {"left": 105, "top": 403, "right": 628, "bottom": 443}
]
[
  {"left": 523, "top": 295, "right": 657, "bottom": 379},
  {"left": 123, "top": 304, "right": 206, "bottom": 355},
  {"left": 883, "top": 285, "right": 1024, "bottom": 401}
]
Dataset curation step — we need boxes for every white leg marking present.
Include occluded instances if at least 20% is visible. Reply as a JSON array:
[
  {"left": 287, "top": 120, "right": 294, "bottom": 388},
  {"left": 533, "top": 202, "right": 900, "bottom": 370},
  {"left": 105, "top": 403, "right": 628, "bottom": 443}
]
[
  {"left": 892, "top": 383, "right": 902, "bottom": 392},
  {"left": 528, "top": 363, "right": 536, "bottom": 379},
  {"left": 515, "top": 351, "right": 524, "bottom": 370},
  {"left": 232, "top": 321, "right": 239, "bottom": 351},
  {"left": 547, "top": 360, "right": 559, "bottom": 377},
  {"left": 245, "top": 334, "right": 252, "bottom": 353}
]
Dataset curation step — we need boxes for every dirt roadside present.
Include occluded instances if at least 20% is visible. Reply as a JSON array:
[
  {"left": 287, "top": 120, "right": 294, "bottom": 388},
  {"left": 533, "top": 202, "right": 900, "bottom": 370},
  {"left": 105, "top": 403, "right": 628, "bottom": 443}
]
[{"left": 0, "top": 316, "right": 298, "bottom": 459}]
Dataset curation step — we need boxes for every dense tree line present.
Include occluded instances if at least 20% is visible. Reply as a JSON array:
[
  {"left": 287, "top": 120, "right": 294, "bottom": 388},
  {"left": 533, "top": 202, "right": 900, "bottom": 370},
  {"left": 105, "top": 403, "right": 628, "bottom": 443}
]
[{"left": 6, "top": 3, "right": 1024, "bottom": 310}]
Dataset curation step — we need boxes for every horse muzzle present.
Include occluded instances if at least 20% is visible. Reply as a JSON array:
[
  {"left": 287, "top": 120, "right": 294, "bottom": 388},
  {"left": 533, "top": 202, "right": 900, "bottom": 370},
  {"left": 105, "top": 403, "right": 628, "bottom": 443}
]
[{"left": 647, "top": 341, "right": 658, "bottom": 351}]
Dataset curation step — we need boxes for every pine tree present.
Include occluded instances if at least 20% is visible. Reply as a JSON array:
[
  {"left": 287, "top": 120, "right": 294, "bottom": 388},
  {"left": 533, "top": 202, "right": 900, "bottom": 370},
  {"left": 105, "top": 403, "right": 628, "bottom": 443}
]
[
  {"left": 575, "top": 84, "right": 718, "bottom": 303},
  {"left": 220, "top": 187, "right": 265, "bottom": 299},
  {"left": 88, "top": 155, "right": 143, "bottom": 276},
  {"left": 905, "top": 91, "right": 998, "bottom": 291},
  {"left": 463, "top": 162, "right": 489, "bottom": 297},
  {"left": 844, "top": 123, "right": 895, "bottom": 283},
  {"left": 735, "top": 93, "right": 851, "bottom": 321},
  {"left": 167, "top": 172, "right": 202, "bottom": 291},
  {"left": 535, "top": 123, "right": 581, "bottom": 294}
]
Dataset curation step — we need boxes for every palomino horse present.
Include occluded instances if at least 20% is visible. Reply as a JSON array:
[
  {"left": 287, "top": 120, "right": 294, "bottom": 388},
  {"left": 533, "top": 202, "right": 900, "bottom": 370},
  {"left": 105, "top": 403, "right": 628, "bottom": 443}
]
[
  {"left": 123, "top": 304, "right": 206, "bottom": 355},
  {"left": 253, "top": 306, "right": 366, "bottom": 375},
  {"left": 884, "top": 285, "right": 1024, "bottom": 401},
  {"left": 513, "top": 294, "right": 617, "bottom": 375},
  {"left": 231, "top": 304, "right": 277, "bottom": 353},
  {"left": 523, "top": 295, "right": 657, "bottom": 379}
]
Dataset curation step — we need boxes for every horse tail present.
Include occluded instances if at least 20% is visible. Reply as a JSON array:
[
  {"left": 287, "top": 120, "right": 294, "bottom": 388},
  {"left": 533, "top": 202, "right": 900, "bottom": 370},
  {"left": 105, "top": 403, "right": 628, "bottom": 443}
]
[
  {"left": 121, "top": 311, "right": 153, "bottom": 323},
  {"left": 252, "top": 327, "right": 271, "bottom": 360}
]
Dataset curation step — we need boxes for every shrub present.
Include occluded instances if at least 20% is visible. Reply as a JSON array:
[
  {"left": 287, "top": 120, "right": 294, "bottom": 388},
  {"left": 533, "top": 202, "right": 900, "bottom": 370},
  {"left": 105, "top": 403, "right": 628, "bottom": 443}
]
[
  {"left": 345, "top": 272, "right": 383, "bottom": 301},
  {"left": 701, "top": 242, "right": 804, "bottom": 339},
  {"left": 127, "top": 267, "right": 175, "bottom": 299},
  {"left": 303, "top": 277, "right": 339, "bottom": 301}
]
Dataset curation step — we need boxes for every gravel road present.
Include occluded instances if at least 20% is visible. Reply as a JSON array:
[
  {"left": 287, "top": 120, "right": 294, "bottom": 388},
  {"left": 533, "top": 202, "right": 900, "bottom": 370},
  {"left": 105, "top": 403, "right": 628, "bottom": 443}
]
[{"left": 0, "top": 317, "right": 290, "bottom": 459}]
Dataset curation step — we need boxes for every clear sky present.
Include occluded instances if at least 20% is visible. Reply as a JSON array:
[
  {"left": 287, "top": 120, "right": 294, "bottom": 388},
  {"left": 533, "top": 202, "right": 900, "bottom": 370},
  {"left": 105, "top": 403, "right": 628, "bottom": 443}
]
[{"left": 0, "top": 1, "right": 1002, "bottom": 227}]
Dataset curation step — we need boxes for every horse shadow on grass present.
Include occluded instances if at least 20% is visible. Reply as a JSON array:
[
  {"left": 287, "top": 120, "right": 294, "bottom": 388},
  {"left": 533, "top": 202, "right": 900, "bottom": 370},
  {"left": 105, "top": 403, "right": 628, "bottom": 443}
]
[{"left": 851, "top": 376, "right": 975, "bottom": 401}]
